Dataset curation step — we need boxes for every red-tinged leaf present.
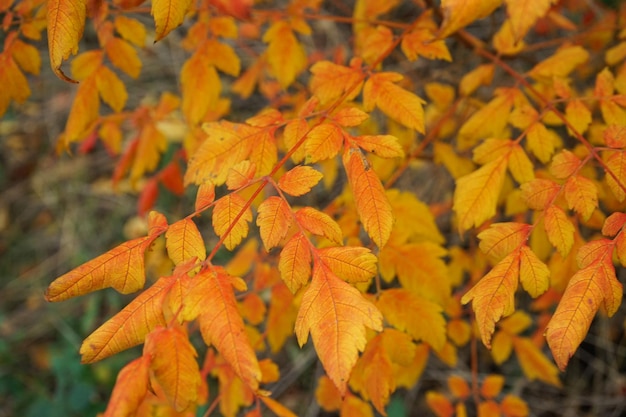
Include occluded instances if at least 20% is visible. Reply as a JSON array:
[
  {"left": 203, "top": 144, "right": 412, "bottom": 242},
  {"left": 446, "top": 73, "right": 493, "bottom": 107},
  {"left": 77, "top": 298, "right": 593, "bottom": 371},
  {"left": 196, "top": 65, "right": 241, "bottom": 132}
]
[
  {"left": 439, "top": 0, "right": 503, "bottom": 38},
  {"left": 378, "top": 289, "right": 446, "bottom": 351},
  {"left": 401, "top": 28, "right": 451, "bottom": 61},
  {"left": 363, "top": 73, "right": 425, "bottom": 132},
  {"left": 181, "top": 51, "right": 220, "bottom": 125},
  {"left": 47, "top": 0, "right": 86, "bottom": 82},
  {"left": 144, "top": 326, "right": 201, "bottom": 411},
  {"left": 95, "top": 65, "right": 127, "bottom": 112},
  {"left": 159, "top": 160, "right": 185, "bottom": 196},
  {"left": 45, "top": 221, "right": 166, "bottom": 302},
  {"left": 512, "top": 337, "right": 561, "bottom": 387},
  {"left": 295, "top": 207, "right": 343, "bottom": 244},
  {"left": 278, "top": 166, "right": 323, "bottom": 197},
  {"left": 528, "top": 45, "right": 589, "bottom": 80},
  {"left": 544, "top": 205, "right": 575, "bottom": 257},
  {"left": 478, "top": 222, "right": 531, "bottom": 264},
  {"left": 564, "top": 175, "right": 598, "bottom": 220},
  {"left": 103, "top": 355, "right": 151, "bottom": 417},
  {"left": 519, "top": 246, "right": 550, "bottom": 297},
  {"left": 309, "top": 60, "right": 364, "bottom": 105},
  {"left": 505, "top": 0, "right": 556, "bottom": 41},
  {"left": 426, "top": 391, "right": 454, "bottom": 417},
  {"left": 257, "top": 196, "right": 293, "bottom": 251},
  {"left": 213, "top": 193, "right": 253, "bottom": 251},
  {"left": 453, "top": 156, "right": 508, "bottom": 233},
  {"left": 195, "top": 181, "right": 215, "bottom": 212},
  {"left": 105, "top": 38, "right": 141, "bottom": 78},
  {"left": 185, "top": 121, "right": 254, "bottom": 186},
  {"left": 152, "top": 0, "right": 192, "bottom": 42},
  {"left": 461, "top": 252, "right": 520, "bottom": 348},
  {"left": 278, "top": 232, "right": 312, "bottom": 293},
  {"left": 79, "top": 275, "right": 174, "bottom": 363},
  {"left": 304, "top": 123, "right": 345, "bottom": 163},
  {"left": 263, "top": 21, "right": 306, "bottom": 88},
  {"left": 295, "top": 262, "right": 383, "bottom": 395},
  {"left": 165, "top": 218, "right": 206, "bottom": 265},
  {"left": 546, "top": 243, "right": 620, "bottom": 370},
  {"left": 605, "top": 151, "right": 626, "bottom": 202},
  {"left": 520, "top": 178, "right": 560, "bottom": 210},
  {"left": 191, "top": 268, "right": 262, "bottom": 389},
  {"left": 343, "top": 150, "right": 394, "bottom": 248},
  {"left": 137, "top": 177, "right": 159, "bottom": 216},
  {"left": 332, "top": 107, "right": 369, "bottom": 127},
  {"left": 318, "top": 246, "right": 377, "bottom": 283},
  {"left": 226, "top": 160, "right": 256, "bottom": 190},
  {"left": 602, "top": 212, "right": 626, "bottom": 237},
  {"left": 354, "top": 135, "right": 405, "bottom": 158},
  {"left": 259, "top": 397, "right": 298, "bottom": 417}
]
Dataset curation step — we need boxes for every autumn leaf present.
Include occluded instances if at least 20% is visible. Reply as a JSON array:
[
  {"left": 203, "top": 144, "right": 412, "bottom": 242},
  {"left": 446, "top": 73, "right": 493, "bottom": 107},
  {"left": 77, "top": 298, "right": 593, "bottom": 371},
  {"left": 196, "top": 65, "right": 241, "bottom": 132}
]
[
  {"left": 295, "top": 261, "right": 383, "bottom": 394},
  {"left": 256, "top": 196, "right": 293, "bottom": 251},
  {"left": 544, "top": 205, "right": 575, "bottom": 257},
  {"left": 478, "top": 222, "right": 531, "bottom": 264},
  {"left": 353, "top": 135, "right": 405, "bottom": 159},
  {"left": 152, "top": 0, "right": 192, "bottom": 42},
  {"left": 604, "top": 151, "right": 626, "bottom": 202},
  {"left": 304, "top": 123, "right": 345, "bottom": 163},
  {"left": 343, "top": 149, "right": 394, "bottom": 247},
  {"left": 45, "top": 211, "right": 168, "bottom": 302},
  {"left": 439, "top": 0, "right": 503, "bottom": 38},
  {"left": 519, "top": 246, "right": 550, "bottom": 297},
  {"left": 512, "top": 337, "right": 561, "bottom": 387},
  {"left": 295, "top": 207, "right": 343, "bottom": 244},
  {"left": 309, "top": 60, "right": 364, "bottom": 105},
  {"left": 213, "top": 193, "right": 253, "bottom": 250},
  {"left": 318, "top": 246, "right": 378, "bottom": 283},
  {"left": 47, "top": 0, "right": 86, "bottom": 82},
  {"left": 505, "top": 0, "right": 556, "bottom": 41},
  {"left": 564, "top": 175, "right": 598, "bottom": 221},
  {"left": 263, "top": 21, "right": 306, "bottom": 88},
  {"left": 165, "top": 218, "right": 206, "bottom": 265},
  {"left": 278, "top": 232, "right": 312, "bottom": 293},
  {"left": 103, "top": 355, "right": 151, "bottom": 417},
  {"left": 181, "top": 51, "right": 220, "bottom": 125}
]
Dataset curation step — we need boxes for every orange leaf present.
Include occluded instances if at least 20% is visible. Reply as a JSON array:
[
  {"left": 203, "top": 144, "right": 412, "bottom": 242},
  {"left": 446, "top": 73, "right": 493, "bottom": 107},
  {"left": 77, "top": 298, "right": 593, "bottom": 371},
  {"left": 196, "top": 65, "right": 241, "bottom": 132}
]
[
  {"left": 144, "top": 326, "right": 201, "bottom": 411},
  {"left": 332, "top": 107, "right": 369, "bottom": 127},
  {"left": 79, "top": 275, "right": 174, "bottom": 363},
  {"left": 605, "top": 151, "right": 626, "bottom": 202},
  {"left": 152, "top": 0, "right": 192, "bottom": 42},
  {"left": 191, "top": 268, "right": 262, "bottom": 389},
  {"left": 377, "top": 289, "right": 446, "bottom": 351},
  {"left": 439, "top": 0, "right": 503, "bottom": 38},
  {"left": 278, "top": 232, "right": 312, "bottom": 293},
  {"left": 505, "top": 0, "right": 556, "bottom": 41},
  {"left": 212, "top": 193, "right": 253, "bottom": 250},
  {"left": 295, "top": 207, "right": 343, "bottom": 244},
  {"left": 353, "top": 135, "right": 405, "bottom": 158},
  {"left": 319, "top": 246, "right": 377, "bottom": 283},
  {"left": 544, "top": 205, "right": 575, "bottom": 257},
  {"left": 520, "top": 178, "right": 560, "bottom": 210},
  {"left": 343, "top": 149, "right": 394, "bottom": 247},
  {"left": 263, "top": 21, "right": 306, "bottom": 88},
  {"left": 341, "top": 394, "right": 375, "bottom": 417},
  {"left": 316, "top": 375, "right": 342, "bottom": 412},
  {"left": 478, "top": 222, "right": 531, "bottom": 264},
  {"left": 304, "top": 123, "right": 345, "bottom": 163},
  {"left": 602, "top": 212, "right": 626, "bottom": 237},
  {"left": 447, "top": 375, "right": 470, "bottom": 400},
  {"left": 564, "top": 175, "right": 598, "bottom": 220},
  {"left": 47, "top": 0, "right": 86, "bottom": 82},
  {"left": 426, "top": 391, "right": 454, "bottom": 417},
  {"left": 259, "top": 397, "right": 297, "bottom": 417},
  {"left": 309, "top": 60, "right": 363, "bottom": 105},
  {"left": 103, "top": 355, "right": 151, "bottom": 417},
  {"left": 501, "top": 394, "right": 530, "bottom": 417},
  {"left": 401, "top": 28, "right": 451, "bottom": 61},
  {"left": 480, "top": 374, "right": 504, "bottom": 399},
  {"left": 63, "top": 76, "right": 99, "bottom": 142},
  {"left": 283, "top": 119, "right": 309, "bottom": 163},
  {"left": 461, "top": 252, "right": 520, "bottom": 347},
  {"left": 512, "top": 337, "right": 561, "bottom": 386},
  {"left": 278, "top": 166, "right": 323, "bottom": 197},
  {"left": 130, "top": 123, "right": 167, "bottom": 182},
  {"left": 165, "top": 218, "right": 206, "bottom": 265},
  {"left": 453, "top": 155, "right": 508, "bottom": 233},
  {"left": 45, "top": 212, "right": 167, "bottom": 302},
  {"left": 267, "top": 283, "right": 298, "bottom": 352},
  {"left": 226, "top": 160, "right": 256, "bottom": 190},
  {"left": 546, "top": 241, "right": 621, "bottom": 370},
  {"left": 295, "top": 261, "right": 383, "bottom": 394},
  {"left": 195, "top": 181, "right": 216, "bottom": 212},
  {"left": 248, "top": 128, "right": 278, "bottom": 177},
  {"left": 257, "top": 196, "right": 293, "bottom": 251}
]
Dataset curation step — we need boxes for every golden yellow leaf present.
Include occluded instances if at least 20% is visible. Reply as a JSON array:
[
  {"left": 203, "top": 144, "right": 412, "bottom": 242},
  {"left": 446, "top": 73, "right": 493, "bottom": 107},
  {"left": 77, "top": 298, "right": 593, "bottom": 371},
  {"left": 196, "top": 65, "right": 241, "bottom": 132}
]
[
  {"left": 343, "top": 149, "right": 394, "bottom": 247},
  {"left": 11, "top": 38, "right": 41, "bottom": 75},
  {"left": 378, "top": 289, "right": 447, "bottom": 351},
  {"left": 204, "top": 39, "right": 241, "bottom": 77},
  {"left": 481, "top": 374, "right": 504, "bottom": 399},
  {"left": 114, "top": 15, "right": 147, "bottom": 47},
  {"left": 353, "top": 135, "right": 405, "bottom": 158},
  {"left": 493, "top": 19, "right": 526, "bottom": 55},
  {"left": 401, "top": 28, "right": 451, "bottom": 61},
  {"left": 453, "top": 155, "right": 508, "bottom": 233},
  {"left": 526, "top": 122, "right": 560, "bottom": 163},
  {"left": 461, "top": 252, "right": 520, "bottom": 347},
  {"left": 64, "top": 76, "right": 99, "bottom": 142},
  {"left": 439, "top": 0, "right": 503, "bottom": 38},
  {"left": 263, "top": 21, "right": 306, "bottom": 88},
  {"left": 181, "top": 52, "right": 220, "bottom": 125},
  {"left": 519, "top": 246, "right": 550, "bottom": 297},
  {"left": 267, "top": 283, "right": 298, "bottom": 352},
  {"left": 501, "top": 395, "right": 530, "bottom": 417},
  {"left": 458, "top": 88, "right": 515, "bottom": 150},
  {"left": 257, "top": 196, "right": 293, "bottom": 251},
  {"left": 130, "top": 122, "right": 167, "bottom": 183},
  {"left": 248, "top": 128, "right": 277, "bottom": 177},
  {"left": 283, "top": 119, "right": 309, "bottom": 163},
  {"left": 226, "top": 160, "right": 256, "bottom": 190},
  {"left": 508, "top": 143, "right": 535, "bottom": 184},
  {"left": 319, "top": 246, "right": 377, "bottom": 283},
  {"left": 304, "top": 123, "right": 345, "bottom": 163},
  {"left": 105, "top": 37, "right": 141, "bottom": 78},
  {"left": 295, "top": 207, "right": 343, "bottom": 244},
  {"left": 491, "top": 331, "right": 513, "bottom": 364},
  {"left": 505, "top": 0, "right": 556, "bottom": 41},
  {"left": 387, "top": 189, "right": 444, "bottom": 244},
  {"left": 295, "top": 262, "right": 383, "bottom": 394},
  {"left": 520, "top": 178, "right": 560, "bottom": 210},
  {"left": 47, "top": 0, "right": 86, "bottom": 82},
  {"left": 563, "top": 175, "right": 598, "bottom": 221},
  {"left": 95, "top": 65, "right": 127, "bottom": 112},
  {"left": 332, "top": 107, "right": 369, "bottom": 127},
  {"left": 152, "top": 0, "right": 192, "bottom": 42},
  {"left": 459, "top": 64, "right": 494, "bottom": 96},
  {"left": 165, "top": 218, "right": 206, "bottom": 265},
  {"left": 212, "top": 193, "right": 253, "bottom": 250},
  {"left": 278, "top": 166, "right": 323, "bottom": 197},
  {"left": 278, "top": 232, "right": 312, "bottom": 293},
  {"left": 565, "top": 99, "right": 591, "bottom": 137},
  {"left": 544, "top": 205, "right": 575, "bottom": 257},
  {"left": 513, "top": 337, "right": 561, "bottom": 387},
  {"left": 478, "top": 222, "right": 531, "bottom": 264},
  {"left": 144, "top": 326, "right": 201, "bottom": 411},
  {"left": 528, "top": 45, "right": 589, "bottom": 80},
  {"left": 358, "top": 25, "right": 394, "bottom": 64},
  {"left": 309, "top": 60, "right": 364, "bottom": 105},
  {"left": 103, "top": 355, "right": 151, "bottom": 417}
]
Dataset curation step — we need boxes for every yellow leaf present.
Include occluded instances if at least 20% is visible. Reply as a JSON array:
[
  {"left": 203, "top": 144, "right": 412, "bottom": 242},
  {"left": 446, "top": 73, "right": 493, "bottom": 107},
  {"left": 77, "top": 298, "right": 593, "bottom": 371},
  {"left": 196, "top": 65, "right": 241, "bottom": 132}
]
[
  {"left": 11, "top": 38, "right": 41, "bottom": 75},
  {"left": 401, "top": 28, "right": 451, "bottom": 61},
  {"left": 263, "top": 21, "right": 306, "bottom": 88},
  {"left": 256, "top": 196, "right": 293, "bottom": 251},
  {"left": 461, "top": 252, "right": 520, "bottom": 348},
  {"left": 491, "top": 331, "right": 513, "bottom": 364},
  {"left": 480, "top": 374, "right": 504, "bottom": 399},
  {"left": 267, "top": 283, "right": 298, "bottom": 352},
  {"left": 165, "top": 218, "right": 206, "bottom": 265},
  {"left": 519, "top": 246, "right": 550, "bottom": 297},
  {"left": 309, "top": 60, "right": 363, "bottom": 105},
  {"left": 501, "top": 395, "right": 530, "bottom": 417},
  {"left": 512, "top": 337, "right": 561, "bottom": 387},
  {"left": 459, "top": 64, "right": 494, "bottom": 96},
  {"left": 319, "top": 246, "right": 377, "bottom": 283},
  {"left": 64, "top": 76, "right": 99, "bottom": 142},
  {"left": 212, "top": 193, "right": 253, "bottom": 250},
  {"left": 278, "top": 232, "right": 312, "bottom": 293},
  {"left": 295, "top": 262, "right": 383, "bottom": 395},
  {"left": 378, "top": 289, "right": 447, "bottom": 351},
  {"left": 259, "top": 397, "right": 298, "bottom": 417},
  {"left": 47, "top": 0, "right": 86, "bottom": 82},
  {"left": 520, "top": 178, "right": 560, "bottom": 210},
  {"left": 181, "top": 52, "right": 220, "bottom": 125},
  {"left": 493, "top": 19, "right": 526, "bottom": 55},
  {"left": 505, "top": 0, "right": 556, "bottom": 41},
  {"left": 565, "top": 99, "right": 591, "bottom": 137},
  {"left": 357, "top": 25, "right": 394, "bottom": 64},
  {"left": 295, "top": 207, "right": 343, "bottom": 244},
  {"left": 304, "top": 123, "right": 345, "bottom": 163},
  {"left": 478, "top": 222, "right": 531, "bottom": 264},
  {"left": 453, "top": 155, "right": 508, "bottom": 233},
  {"left": 278, "top": 166, "right": 323, "bottom": 196},
  {"left": 353, "top": 135, "right": 405, "bottom": 158},
  {"left": 332, "top": 107, "right": 369, "bottom": 127},
  {"left": 550, "top": 149, "right": 581, "bottom": 179},
  {"left": 387, "top": 189, "right": 444, "bottom": 244},
  {"left": 204, "top": 39, "right": 241, "bottom": 76},
  {"left": 226, "top": 160, "right": 256, "bottom": 190},
  {"left": 130, "top": 122, "right": 167, "bottom": 182},
  {"left": 604, "top": 151, "right": 626, "bottom": 202},
  {"left": 508, "top": 144, "right": 535, "bottom": 184},
  {"left": 95, "top": 65, "right": 127, "bottom": 112},
  {"left": 79, "top": 275, "right": 173, "bottom": 363},
  {"left": 458, "top": 88, "right": 515, "bottom": 150},
  {"left": 564, "top": 175, "right": 598, "bottom": 221},
  {"left": 144, "top": 326, "right": 201, "bottom": 411},
  {"left": 544, "top": 205, "right": 575, "bottom": 257},
  {"left": 152, "top": 0, "right": 192, "bottom": 42},
  {"left": 248, "top": 128, "right": 277, "bottom": 176},
  {"left": 526, "top": 122, "right": 560, "bottom": 163},
  {"left": 105, "top": 37, "right": 141, "bottom": 78},
  {"left": 439, "top": 0, "right": 503, "bottom": 38},
  {"left": 114, "top": 15, "right": 147, "bottom": 47},
  {"left": 528, "top": 45, "right": 589, "bottom": 80},
  {"left": 343, "top": 150, "right": 394, "bottom": 247},
  {"left": 103, "top": 355, "right": 151, "bottom": 417}
]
